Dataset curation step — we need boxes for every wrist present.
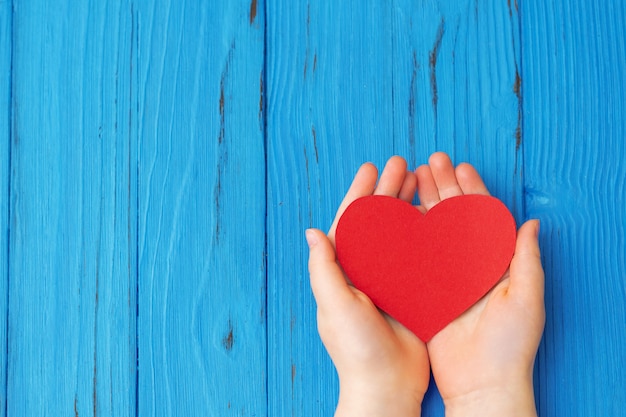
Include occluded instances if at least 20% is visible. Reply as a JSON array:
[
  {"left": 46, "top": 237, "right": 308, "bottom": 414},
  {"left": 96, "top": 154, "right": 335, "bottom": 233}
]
[
  {"left": 443, "top": 379, "right": 537, "bottom": 417},
  {"left": 335, "top": 381, "right": 423, "bottom": 417}
]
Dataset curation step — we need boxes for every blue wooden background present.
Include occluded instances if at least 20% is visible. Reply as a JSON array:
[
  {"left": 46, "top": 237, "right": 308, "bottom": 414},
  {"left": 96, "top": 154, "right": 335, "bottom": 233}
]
[{"left": 1, "top": 0, "right": 625, "bottom": 416}]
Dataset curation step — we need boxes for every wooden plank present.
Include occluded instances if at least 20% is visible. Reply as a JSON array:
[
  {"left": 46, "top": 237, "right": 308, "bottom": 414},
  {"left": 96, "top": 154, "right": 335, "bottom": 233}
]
[
  {"left": 267, "top": 1, "right": 522, "bottom": 415},
  {"left": 135, "top": 1, "right": 267, "bottom": 415},
  {"left": 0, "top": 2, "right": 11, "bottom": 414},
  {"left": 392, "top": 3, "right": 523, "bottom": 410},
  {"left": 522, "top": 1, "right": 626, "bottom": 415},
  {"left": 8, "top": 1, "right": 137, "bottom": 415},
  {"left": 392, "top": 0, "right": 523, "bottom": 215},
  {"left": 266, "top": 2, "right": 395, "bottom": 415}
]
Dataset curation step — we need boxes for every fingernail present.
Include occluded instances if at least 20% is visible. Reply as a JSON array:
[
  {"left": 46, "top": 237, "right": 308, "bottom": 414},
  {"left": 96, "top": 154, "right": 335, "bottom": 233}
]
[
  {"left": 305, "top": 229, "right": 318, "bottom": 247},
  {"left": 535, "top": 220, "right": 541, "bottom": 238}
]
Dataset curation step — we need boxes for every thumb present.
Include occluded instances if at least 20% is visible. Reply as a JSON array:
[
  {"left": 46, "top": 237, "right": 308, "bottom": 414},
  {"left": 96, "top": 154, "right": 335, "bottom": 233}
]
[
  {"left": 306, "top": 228, "right": 353, "bottom": 310},
  {"left": 508, "top": 220, "right": 545, "bottom": 305}
]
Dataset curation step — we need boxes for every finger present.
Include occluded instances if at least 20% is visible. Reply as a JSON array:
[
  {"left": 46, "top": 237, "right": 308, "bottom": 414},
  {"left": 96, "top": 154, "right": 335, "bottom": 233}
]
[
  {"left": 306, "top": 228, "right": 354, "bottom": 310},
  {"left": 508, "top": 220, "right": 545, "bottom": 305},
  {"left": 398, "top": 170, "right": 418, "bottom": 203},
  {"left": 415, "top": 164, "right": 441, "bottom": 210},
  {"left": 429, "top": 152, "right": 464, "bottom": 200},
  {"left": 328, "top": 162, "right": 378, "bottom": 242},
  {"left": 455, "top": 163, "right": 490, "bottom": 196},
  {"left": 374, "top": 155, "right": 408, "bottom": 197}
]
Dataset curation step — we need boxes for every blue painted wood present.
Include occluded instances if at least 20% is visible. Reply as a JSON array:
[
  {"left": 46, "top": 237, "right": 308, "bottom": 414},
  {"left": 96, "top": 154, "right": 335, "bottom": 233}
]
[
  {"left": 135, "top": 1, "right": 267, "bottom": 416},
  {"left": 523, "top": 2, "right": 626, "bottom": 416},
  {"left": 0, "top": 1, "right": 10, "bottom": 414},
  {"left": 392, "top": 0, "right": 523, "bottom": 217},
  {"left": 8, "top": 1, "right": 136, "bottom": 415},
  {"left": 267, "top": 1, "right": 521, "bottom": 416},
  {"left": 2, "top": 1, "right": 625, "bottom": 416}
]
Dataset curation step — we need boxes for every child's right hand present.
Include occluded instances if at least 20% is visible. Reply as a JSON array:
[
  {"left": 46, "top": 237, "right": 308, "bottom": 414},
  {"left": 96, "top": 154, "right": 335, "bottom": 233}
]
[{"left": 306, "top": 156, "right": 431, "bottom": 417}]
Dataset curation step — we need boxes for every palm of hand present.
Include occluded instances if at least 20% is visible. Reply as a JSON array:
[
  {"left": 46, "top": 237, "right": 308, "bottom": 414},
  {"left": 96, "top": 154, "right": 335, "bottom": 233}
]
[
  {"left": 316, "top": 283, "right": 429, "bottom": 395},
  {"left": 427, "top": 274, "right": 543, "bottom": 400}
]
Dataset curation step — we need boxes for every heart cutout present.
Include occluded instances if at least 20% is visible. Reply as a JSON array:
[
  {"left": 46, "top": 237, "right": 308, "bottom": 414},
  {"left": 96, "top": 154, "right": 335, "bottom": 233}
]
[{"left": 335, "top": 194, "right": 516, "bottom": 342}]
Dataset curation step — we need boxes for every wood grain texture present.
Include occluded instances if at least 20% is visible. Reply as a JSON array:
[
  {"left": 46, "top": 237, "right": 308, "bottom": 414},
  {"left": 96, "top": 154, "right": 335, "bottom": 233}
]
[
  {"left": 135, "top": 1, "right": 267, "bottom": 416},
  {"left": 392, "top": 0, "right": 523, "bottom": 217},
  {"left": 522, "top": 2, "right": 626, "bottom": 415},
  {"left": 0, "top": 2, "right": 10, "bottom": 415},
  {"left": 8, "top": 1, "right": 136, "bottom": 415},
  {"left": 266, "top": 2, "right": 395, "bottom": 415},
  {"left": 267, "top": 1, "right": 522, "bottom": 415},
  {"left": 2, "top": 1, "right": 625, "bottom": 416}
]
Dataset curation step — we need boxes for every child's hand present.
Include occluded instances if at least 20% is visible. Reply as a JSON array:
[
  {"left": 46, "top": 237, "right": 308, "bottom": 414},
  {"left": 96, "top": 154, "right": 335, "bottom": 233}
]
[
  {"left": 306, "top": 156, "right": 430, "bottom": 417},
  {"left": 416, "top": 153, "right": 545, "bottom": 417}
]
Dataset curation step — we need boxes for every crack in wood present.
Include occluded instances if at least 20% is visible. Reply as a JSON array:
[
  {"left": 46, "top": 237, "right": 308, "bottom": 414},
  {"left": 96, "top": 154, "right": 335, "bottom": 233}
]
[
  {"left": 222, "top": 319, "right": 234, "bottom": 352},
  {"left": 249, "top": 0, "right": 257, "bottom": 25},
  {"left": 429, "top": 19, "right": 445, "bottom": 135}
]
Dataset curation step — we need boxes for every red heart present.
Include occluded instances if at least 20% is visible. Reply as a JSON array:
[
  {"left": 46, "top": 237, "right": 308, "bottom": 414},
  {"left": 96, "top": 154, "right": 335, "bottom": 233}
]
[{"left": 335, "top": 194, "right": 516, "bottom": 342}]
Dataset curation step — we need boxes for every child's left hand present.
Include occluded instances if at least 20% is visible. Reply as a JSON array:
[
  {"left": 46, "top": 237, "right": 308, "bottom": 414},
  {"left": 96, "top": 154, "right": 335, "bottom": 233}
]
[{"left": 306, "top": 156, "right": 430, "bottom": 417}]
